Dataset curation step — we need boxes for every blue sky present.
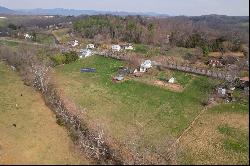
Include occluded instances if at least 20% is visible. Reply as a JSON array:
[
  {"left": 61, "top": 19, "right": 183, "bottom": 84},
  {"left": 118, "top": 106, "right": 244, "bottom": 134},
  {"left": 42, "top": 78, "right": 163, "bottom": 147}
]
[{"left": 0, "top": 0, "right": 249, "bottom": 16}]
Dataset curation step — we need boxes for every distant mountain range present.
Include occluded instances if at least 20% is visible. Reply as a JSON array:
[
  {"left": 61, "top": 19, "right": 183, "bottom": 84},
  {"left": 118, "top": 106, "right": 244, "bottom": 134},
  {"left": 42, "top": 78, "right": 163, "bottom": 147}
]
[
  {"left": 0, "top": 6, "right": 169, "bottom": 17},
  {"left": 0, "top": 6, "right": 17, "bottom": 14}
]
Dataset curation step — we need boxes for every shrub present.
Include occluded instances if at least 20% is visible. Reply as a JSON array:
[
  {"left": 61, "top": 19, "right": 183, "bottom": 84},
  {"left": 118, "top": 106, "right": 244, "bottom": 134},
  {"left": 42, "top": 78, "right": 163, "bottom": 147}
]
[
  {"left": 50, "top": 51, "right": 79, "bottom": 66},
  {"left": 51, "top": 53, "right": 66, "bottom": 66},
  {"left": 134, "top": 44, "right": 149, "bottom": 54},
  {"left": 201, "top": 45, "right": 212, "bottom": 56},
  {"left": 64, "top": 51, "right": 79, "bottom": 64}
]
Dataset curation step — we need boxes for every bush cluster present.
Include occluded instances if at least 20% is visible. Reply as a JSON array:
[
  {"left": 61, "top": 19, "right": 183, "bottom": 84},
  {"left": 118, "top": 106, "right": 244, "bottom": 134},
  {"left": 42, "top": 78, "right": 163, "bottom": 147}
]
[{"left": 51, "top": 51, "right": 79, "bottom": 66}]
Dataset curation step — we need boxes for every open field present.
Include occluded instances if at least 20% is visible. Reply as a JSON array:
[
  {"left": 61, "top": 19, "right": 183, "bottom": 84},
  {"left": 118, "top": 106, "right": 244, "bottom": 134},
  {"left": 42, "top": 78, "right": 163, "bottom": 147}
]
[
  {"left": 0, "top": 62, "right": 90, "bottom": 164},
  {"left": 54, "top": 55, "right": 220, "bottom": 157}
]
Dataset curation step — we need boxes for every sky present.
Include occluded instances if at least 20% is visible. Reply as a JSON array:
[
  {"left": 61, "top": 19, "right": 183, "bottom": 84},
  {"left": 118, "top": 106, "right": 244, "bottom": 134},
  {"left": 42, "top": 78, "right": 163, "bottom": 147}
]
[{"left": 0, "top": 0, "right": 249, "bottom": 16}]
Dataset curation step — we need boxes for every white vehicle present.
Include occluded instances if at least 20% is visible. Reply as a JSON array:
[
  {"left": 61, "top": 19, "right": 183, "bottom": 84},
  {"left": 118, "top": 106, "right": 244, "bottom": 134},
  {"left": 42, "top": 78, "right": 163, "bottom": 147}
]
[
  {"left": 111, "top": 45, "right": 121, "bottom": 52},
  {"left": 80, "top": 49, "right": 92, "bottom": 58},
  {"left": 86, "top": 44, "right": 95, "bottom": 49}
]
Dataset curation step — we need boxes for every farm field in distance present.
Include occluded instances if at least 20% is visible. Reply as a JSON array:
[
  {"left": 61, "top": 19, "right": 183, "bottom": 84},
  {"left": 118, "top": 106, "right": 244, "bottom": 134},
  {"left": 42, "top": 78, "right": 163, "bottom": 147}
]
[{"left": 0, "top": 62, "right": 90, "bottom": 165}]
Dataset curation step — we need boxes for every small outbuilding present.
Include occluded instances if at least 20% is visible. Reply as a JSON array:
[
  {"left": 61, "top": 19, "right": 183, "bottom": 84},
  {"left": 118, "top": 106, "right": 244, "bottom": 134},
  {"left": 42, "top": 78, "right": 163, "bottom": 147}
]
[
  {"left": 80, "top": 49, "right": 92, "bottom": 58},
  {"left": 124, "top": 44, "right": 134, "bottom": 50},
  {"left": 86, "top": 44, "right": 95, "bottom": 49},
  {"left": 112, "top": 45, "right": 121, "bottom": 52},
  {"left": 140, "top": 60, "right": 152, "bottom": 72},
  {"left": 114, "top": 75, "right": 124, "bottom": 81},
  {"left": 71, "top": 40, "right": 79, "bottom": 47},
  {"left": 168, "top": 77, "right": 176, "bottom": 84}
]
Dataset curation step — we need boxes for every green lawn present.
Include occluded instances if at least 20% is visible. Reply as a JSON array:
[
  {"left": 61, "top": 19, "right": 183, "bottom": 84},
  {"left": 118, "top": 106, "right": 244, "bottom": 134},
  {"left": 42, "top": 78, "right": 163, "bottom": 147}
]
[
  {"left": 157, "top": 70, "right": 194, "bottom": 87},
  {"left": 54, "top": 55, "right": 219, "bottom": 154}
]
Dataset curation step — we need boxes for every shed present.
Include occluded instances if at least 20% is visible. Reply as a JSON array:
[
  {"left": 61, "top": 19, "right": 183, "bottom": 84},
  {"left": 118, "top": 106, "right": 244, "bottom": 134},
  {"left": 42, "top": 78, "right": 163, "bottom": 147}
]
[
  {"left": 114, "top": 75, "right": 124, "bottom": 81},
  {"left": 112, "top": 45, "right": 121, "bottom": 52},
  {"left": 80, "top": 49, "right": 92, "bottom": 58},
  {"left": 72, "top": 40, "right": 79, "bottom": 47},
  {"left": 87, "top": 44, "right": 95, "bottom": 49},
  {"left": 140, "top": 60, "right": 152, "bottom": 72},
  {"left": 168, "top": 77, "right": 176, "bottom": 84}
]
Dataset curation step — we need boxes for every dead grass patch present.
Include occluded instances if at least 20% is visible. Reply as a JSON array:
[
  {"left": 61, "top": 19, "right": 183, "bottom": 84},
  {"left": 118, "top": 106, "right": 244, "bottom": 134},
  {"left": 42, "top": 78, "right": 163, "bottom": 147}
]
[
  {"left": 208, "top": 52, "right": 245, "bottom": 58},
  {"left": 178, "top": 106, "right": 249, "bottom": 165},
  {"left": 153, "top": 80, "right": 183, "bottom": 92},
  {"left": 0, "top": 62, "right": 90, "bottom": 164}
]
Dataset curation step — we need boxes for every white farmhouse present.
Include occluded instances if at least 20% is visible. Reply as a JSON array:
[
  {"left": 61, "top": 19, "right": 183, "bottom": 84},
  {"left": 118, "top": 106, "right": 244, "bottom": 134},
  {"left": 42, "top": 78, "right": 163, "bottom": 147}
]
[
  {"left": 86, "top": 44, "right": 95, "bottom": 49},
  {"left": 112, "top": 45, "right": 121, "bottom": 52}
]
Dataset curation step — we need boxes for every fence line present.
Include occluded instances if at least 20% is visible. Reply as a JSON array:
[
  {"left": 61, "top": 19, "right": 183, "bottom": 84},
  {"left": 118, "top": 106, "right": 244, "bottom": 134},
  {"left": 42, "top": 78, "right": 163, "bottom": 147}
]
[{"left": 95, "top": 51, "right": 237, "bottom": 82}]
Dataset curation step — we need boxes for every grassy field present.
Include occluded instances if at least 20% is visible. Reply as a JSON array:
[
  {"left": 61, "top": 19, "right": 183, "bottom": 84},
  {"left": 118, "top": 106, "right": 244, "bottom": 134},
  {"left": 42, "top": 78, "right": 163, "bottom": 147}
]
[
  {"left": 178, "top": 101, "right": 249, "bottom": 165},
  {"left": 0, "top": 18, "right": 7, "bottom": 28},
  {"left": 0, "top": 62, "right": 89, "bottom": 164},
  {"left": 52, "top": 28, "right": 71, "bottom": 43},
  {"left": 36, "top": 34, "right": 55, "bottom": 45},
  {"left": 54, "top": 55, "right": 220, "bottom": 156}
]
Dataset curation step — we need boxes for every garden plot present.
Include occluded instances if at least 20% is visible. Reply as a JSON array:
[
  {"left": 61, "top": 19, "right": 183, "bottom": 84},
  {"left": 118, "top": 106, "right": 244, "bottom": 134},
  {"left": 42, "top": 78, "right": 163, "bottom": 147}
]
[{"left": 131, "top": 68, "right": 195, "bottom": 92}]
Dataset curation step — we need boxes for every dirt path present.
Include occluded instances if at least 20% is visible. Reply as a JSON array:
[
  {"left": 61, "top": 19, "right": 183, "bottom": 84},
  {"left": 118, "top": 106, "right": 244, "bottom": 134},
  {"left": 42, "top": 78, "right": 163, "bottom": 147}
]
[{"left": 0, "top": 62, "right": 90, "bottom": 164}]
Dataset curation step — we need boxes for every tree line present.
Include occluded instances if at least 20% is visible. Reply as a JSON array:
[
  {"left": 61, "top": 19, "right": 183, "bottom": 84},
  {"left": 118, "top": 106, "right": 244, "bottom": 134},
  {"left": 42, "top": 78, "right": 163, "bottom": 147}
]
[{"left": 73, "top": 15, "right": 249, "bottom": 55}]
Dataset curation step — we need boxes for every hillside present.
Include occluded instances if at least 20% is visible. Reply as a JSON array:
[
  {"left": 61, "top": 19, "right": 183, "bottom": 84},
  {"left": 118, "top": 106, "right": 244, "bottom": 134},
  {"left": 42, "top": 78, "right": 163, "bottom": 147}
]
[{"left": 0, "top": 6, "right": 16, "bottom": 14}]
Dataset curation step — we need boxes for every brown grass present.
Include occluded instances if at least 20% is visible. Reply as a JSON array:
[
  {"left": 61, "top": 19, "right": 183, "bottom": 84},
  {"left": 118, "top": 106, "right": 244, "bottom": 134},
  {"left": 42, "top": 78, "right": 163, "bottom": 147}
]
[
  {"left": 178, "top": 110, "right": 249, "bottom": 165},
  {"left": 208, "top": 52, "right": 245, "bottom": 58},
  {"left": 0, "top": 62, "right": 90, "bottom": 165},
  {"left": 153, "top": 80, "right": 184, "bottom": 92}
]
